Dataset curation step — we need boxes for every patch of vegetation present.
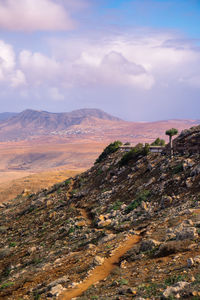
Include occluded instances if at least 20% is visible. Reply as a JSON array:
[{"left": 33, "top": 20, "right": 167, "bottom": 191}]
[
  {"left": 151, "top": 137, "right": 165, "bottom": 146},
  {"left": 33, "top": 292, "right": 41, "bottom": 300},
  {"left": 172, "top": 163, "right": 184, "bottom": 174},
  {"left": 71, "top": 189, "right": 78, "bottom": 196},
  {"left": 110, "top": 200, "right": 123, "bottom": 211},
  {"left": 97, "top": 169, "right": 103, "bottom": 175},
  {"left": 118, "top": 278, "right": 129, "bottom": 285},
  {"left": 9, "top": 242, "right": 16, "bottom": 248},
  {"left": 68, "top": 226, "right": 75, "bottom": 235},
  {"left": 125, "top": 190, "right": 151, "bottom": 213},
  {"left": 164, "top": 274, "right": 187, "bottom": 286},
  {"left": 65, "top": 178, "right": 71, "bottom": 185},
  {"left": 0, "top": 281, "right": 14, "bottom": 290},
  {"left": 95, "top": 140, "right": 122, "bottom": 164},
  {"left": 31, "top": 258, "right": 43, "bottom": 265},
  {"left": 57, "top": 187, "right": 62, "bottom": 194},
  {"left": 138, "top": 282, "right": 161, "bottom": 297},
  {"left": 2, "top": 265, "right": 11, "bottom": 277},
  {"left": 119, "top": 143, "right": 150, "bottom": 166}
]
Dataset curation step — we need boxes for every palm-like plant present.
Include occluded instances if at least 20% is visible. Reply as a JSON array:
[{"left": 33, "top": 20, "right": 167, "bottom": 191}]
[{"left": 165, "top": 128, "right": 178, "bottom": 157}]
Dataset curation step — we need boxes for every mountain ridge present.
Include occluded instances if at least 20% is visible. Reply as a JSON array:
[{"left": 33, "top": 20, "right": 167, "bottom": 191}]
[{"left": 0, "top": 108, "right": 199, "bottom": 142}]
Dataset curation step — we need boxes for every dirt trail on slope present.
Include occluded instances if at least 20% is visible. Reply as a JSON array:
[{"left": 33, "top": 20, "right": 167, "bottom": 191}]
[
  {"left": 59, "top": 234, "right": 140, "bottom": 300},
  {"left": 79, "top": 208, "right": 93, "bottom": 225}
]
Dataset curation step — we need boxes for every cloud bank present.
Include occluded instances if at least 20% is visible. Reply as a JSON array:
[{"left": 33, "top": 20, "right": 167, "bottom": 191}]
[
  {"left": 0, "top": 0, "right": 75, "bottom": 31},
  {"left": 0, "top": 30, "right": 200, "bottom": 118}
]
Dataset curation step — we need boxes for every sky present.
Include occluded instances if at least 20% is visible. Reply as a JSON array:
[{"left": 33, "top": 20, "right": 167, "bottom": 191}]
[{"left": 0, "top": 0, "right": 200, "bottom": 121}]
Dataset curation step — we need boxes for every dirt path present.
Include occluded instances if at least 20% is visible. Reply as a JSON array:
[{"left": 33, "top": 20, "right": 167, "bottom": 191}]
[
  {"left": 59, "top": 234, "right": 140, "bottom": 300},
  {"left": 79, "top": 208, "right": 93, "bottom": 225}
]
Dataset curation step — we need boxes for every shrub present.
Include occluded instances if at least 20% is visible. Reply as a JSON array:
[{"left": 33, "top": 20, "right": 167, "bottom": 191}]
[
  {"left": 119, "top": 143, "right": 150, "bottom": 166},
  {"left": 125, "top": 190, "right": 151, "bottom": 213},
  {"left": 95, "top": 141, "right": 122, "bottom": 164},
  {"left": 172, "top": 163, "right": 183, "bottom": 174},
  {"left": 0, "top": 282, "right": 14, "bottom": 290},
  {"left": 111, "top": 201, "right": 123, "bottom": 211},
  {"left": 151, "top": 137, "right": 165, "bottom": 146}
]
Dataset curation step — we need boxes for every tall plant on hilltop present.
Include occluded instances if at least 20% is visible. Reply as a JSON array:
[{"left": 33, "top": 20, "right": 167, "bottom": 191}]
[{"left": 165, "top": 128, "right": 178, "bottom": 157}]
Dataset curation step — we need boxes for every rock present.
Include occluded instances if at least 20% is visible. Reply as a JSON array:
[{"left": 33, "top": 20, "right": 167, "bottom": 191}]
[
  {"left": 99, "top": 234, "right": 115, "bottom": 244},
  {"left": 194, "top": 255, "right": 200, "bottom": 264},
  {"left": 191, "top": 164, "right": 200, "bottom": 177},
  {"left": 176, "top": 227, "right": 197, "bottom": 240},
  {"left": 0, "top": 248, "right": 11, "bottom": 259},
  {"left": 161, "top": 196, "right": 173, "bottom": 208},
  {"left": 93, "top": 256, "right": 104, "bottom": 266},
  {"left": 47, "top": 284, "right": 66, "bottom": 297},
  {"left": 126, "top": 287, "right": 137, "bottom": 295},
  {"left": 185, "top": 178, "right": 193, "bottom": 188},
  {"left": 97, "top": 219, "right": 112, "bottom": 227},
  {"left": 87, "top": 243, "right": 96, "bottom": 250},
  {"left": 154, "top": 240, "right": 190, "bottom": 258},
  {"left": 163, "top": 281, "right": 189, "bottom": 298},
  {"left": 147, "top": 163, "right": 153, "bottom": 171},
  {"left": 48, "top": 276, "right": 69, "bottom": 288},
  {"left": 0, "top": 226, "right": 8, "bottom": 233},
  {"left": 145, "top": 177, "right": 155, "bottom": 187},
  {"left": 28, "top": 246, "right": 37, "bottom": 254},
  {"left": 141, "top": 201, "right": 148, "bottom": 211},
  {"left": 187, "top": 258, "right": 194, "bottom": 267},
  {"left": 140, "top": 239, "right": 160, "bottom": 252}
]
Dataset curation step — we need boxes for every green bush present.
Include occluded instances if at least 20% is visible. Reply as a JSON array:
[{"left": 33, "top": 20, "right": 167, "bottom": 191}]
[
  {"left": 125, "top": 190, "right": 151, "bottom": 213},
  {"left": 0, "top": 282, "right": 14, "bottom": 290},
  {"left": 95, "top": 141, "right": 122, "bottom": 164},
  {"left": 151, "top": 138, "right": 165, "bottom": 146},
  {"left": 172, "top": 163, "right": 183, "bottom": 174},
  {"left": 119, "top": 143, "right": 150, "bottom": 166}
]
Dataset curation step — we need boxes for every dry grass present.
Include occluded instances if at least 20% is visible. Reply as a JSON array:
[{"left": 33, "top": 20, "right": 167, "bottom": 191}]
[{"left": 0, "top": 169, "right": 82, "bottom": 203}]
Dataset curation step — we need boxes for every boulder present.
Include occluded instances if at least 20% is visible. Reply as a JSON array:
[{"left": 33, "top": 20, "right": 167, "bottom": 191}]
[
  {"left": 0, "top": 248, "right": 11, "bottom": 259},
  {"left": 93, "top": 256, "right": 104, "bottom": 266},
  {"left": 140, "top": 239, "right": 160, "bottom": 252},
  {"left": 191, "top": 165, "right": 200, "bottom": 177},
  {"left": 163, "top": 281, "right": 189, "bottom": 298},
  {"left": 47, "top": 284, "right": 66, "bottom": 297},
  {"left": 176, "top": 227, "right": 197, "bottom": 241},
  {"left": 161, "top": 196, "right": 173, "bottom": 209}
]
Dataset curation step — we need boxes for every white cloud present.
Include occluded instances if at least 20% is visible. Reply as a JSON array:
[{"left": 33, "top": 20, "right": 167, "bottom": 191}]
[
  {"left": 19, "top": 50, "right": 60, "bottom": 85},
  {"left": 0, "top": 0, "right": 75, "bottom": 31},
  {"left": 10, "top": 70, "right": 26, "bottom": 87},
  {"left": 2, "top": 30, "right": 200, "bottom": 95},
  {"left": 0, "top": 40, "right": 26, "bottom": 87},
  {"left": 49, "top": 87, "right": 64, "bottom": 101}
]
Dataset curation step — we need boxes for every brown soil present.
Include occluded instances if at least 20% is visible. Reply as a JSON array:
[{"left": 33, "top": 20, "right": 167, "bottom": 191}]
[
  {"left": 60, "top": 235, "right": 140, "bottom": 300},
  {"left": 0, "top": 169, "right": 81, "bottom": 203}
]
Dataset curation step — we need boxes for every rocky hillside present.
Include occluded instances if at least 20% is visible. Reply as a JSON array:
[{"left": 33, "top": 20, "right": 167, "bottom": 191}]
[
  {"left": 1, "top": 126, "right": 200, "bottom": 299},
  {"left": 173, "top": 125, "right": 200, "bottom": 154}
]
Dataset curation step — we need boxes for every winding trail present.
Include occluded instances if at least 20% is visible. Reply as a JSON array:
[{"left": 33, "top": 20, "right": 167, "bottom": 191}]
[{"left": 59, "top": 234, "right": 141, "bottom": 300}]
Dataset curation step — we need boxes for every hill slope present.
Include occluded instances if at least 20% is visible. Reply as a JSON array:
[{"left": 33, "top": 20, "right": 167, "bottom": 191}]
[{"left": 0, "top": 126, "right": 200, "bottom": 299}]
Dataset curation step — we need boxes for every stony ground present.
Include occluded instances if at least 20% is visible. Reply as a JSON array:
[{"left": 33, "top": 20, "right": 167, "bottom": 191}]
[{"left": 0, "top": 132, "right": 200, "bottom": 299}]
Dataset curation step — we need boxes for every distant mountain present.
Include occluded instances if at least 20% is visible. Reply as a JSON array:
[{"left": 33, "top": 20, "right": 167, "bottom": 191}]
[
  {"left": 0, "top": 108, "right": 121, "bottom": 141},
  {"left": 0, "top": 112, "right": 18, "bottom": 121}
]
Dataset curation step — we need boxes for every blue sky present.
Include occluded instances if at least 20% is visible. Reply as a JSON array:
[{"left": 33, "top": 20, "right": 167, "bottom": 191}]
[{"left": 0, "top": 0, "right": 199, "bottom": 121}]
